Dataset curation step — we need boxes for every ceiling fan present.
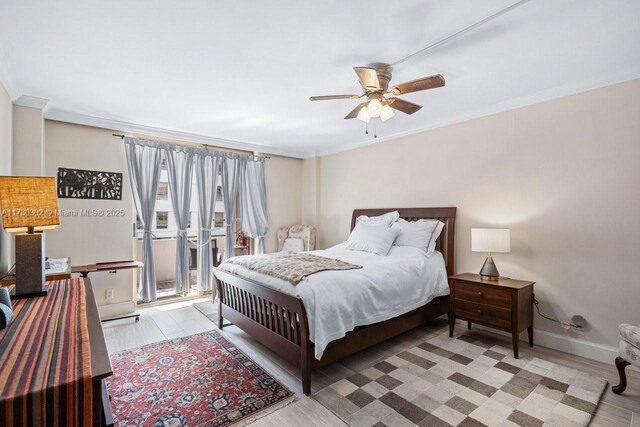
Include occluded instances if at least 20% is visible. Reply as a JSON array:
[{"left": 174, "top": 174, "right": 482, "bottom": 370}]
[
  {"left": 310, "top": 64, "right": 445, "bottom": 123},
  {"left": 309, "top": 0, "right": 533, "bottom": 126}
]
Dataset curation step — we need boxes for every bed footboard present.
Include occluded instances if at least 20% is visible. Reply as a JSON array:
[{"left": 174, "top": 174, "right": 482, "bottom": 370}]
[
  {"left": 213, "top": 268, "right": 450, "bottom": 396},
  {"left": 213, "top": 268, "right": 313, "bottom": 394}
]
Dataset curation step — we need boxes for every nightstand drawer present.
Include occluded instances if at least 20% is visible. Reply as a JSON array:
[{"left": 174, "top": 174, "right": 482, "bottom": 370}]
[
  {"left": 453, "top": 299, "right": 512, "bottom": 329},
  {"left": 453, "top": 281, "right": 512, "bottom": 309}
]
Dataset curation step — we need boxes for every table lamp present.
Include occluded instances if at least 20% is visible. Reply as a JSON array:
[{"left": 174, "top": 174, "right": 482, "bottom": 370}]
[
  {"left": 471, "top": 228, "right": 510, "bottom": 281},
  {"left": 0, "top": 177, "right": 60, "bottom": 298}
]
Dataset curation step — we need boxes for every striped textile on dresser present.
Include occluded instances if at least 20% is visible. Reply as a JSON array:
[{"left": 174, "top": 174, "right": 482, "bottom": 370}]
[{"left": 0, "top": 279, "right": 92, "bottom": 427}]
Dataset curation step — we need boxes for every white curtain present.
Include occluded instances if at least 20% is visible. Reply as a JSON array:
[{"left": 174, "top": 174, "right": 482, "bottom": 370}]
[
  {"left": 241, "top": 158, "right": 269, "bottom": 254},
  {"left": 164, "top": 145, "right": 196, "bottom": 296},
  {"left": 123, "top": 137, "right": 162, "bottom": 302},
  {"left": 195, "top": 150, "right": 222, "bottom": 292},
  {"left": 221, "top": 155, "right": 246, "bottom": 260}
]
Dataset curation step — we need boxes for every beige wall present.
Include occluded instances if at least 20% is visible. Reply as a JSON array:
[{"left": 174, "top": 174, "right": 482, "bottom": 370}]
[
  {"left": 264, "top": 155, "right": 303, "bottom": 252},
  {"left": 12, "top": 105, "right": 44, "bottom": 176},
  {"left": 44, "top": 121, "right": 135, "bottom": 316},
  {"left": 0, "top": 82, "right": 12, "bottom": 275},
  {"left": 312, "top": 79, "right": 640, "bottom": 358},
  {"left": 301, "top": 157, "right": 319, "bottom": 227}
]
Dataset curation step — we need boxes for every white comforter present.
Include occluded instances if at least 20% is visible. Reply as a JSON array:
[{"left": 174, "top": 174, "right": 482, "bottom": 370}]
[{"left": 218, "top": 243, "right": 449, "bottom": 359}]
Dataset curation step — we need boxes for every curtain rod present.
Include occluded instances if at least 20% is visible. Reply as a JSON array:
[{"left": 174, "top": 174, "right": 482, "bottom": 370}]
[{"left": 112, "top": 133, "right": 270, "bottom": 159}]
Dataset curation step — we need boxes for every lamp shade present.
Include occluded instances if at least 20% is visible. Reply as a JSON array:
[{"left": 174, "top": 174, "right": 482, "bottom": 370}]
[
  {"left": 471, "top": 228, "right": 510, "bottom": 253},
  {"left": 380, "top": 104, "right": 395, "bottom": 122},
  {"left": 0, "top": 177, "right": 60, "bottom": 233},
  {"left": 356, "top": 106, "right": 371, "bottom": 123}
]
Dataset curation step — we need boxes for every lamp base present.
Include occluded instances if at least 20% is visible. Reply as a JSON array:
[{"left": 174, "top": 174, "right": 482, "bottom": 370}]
[
  {"left": 479, "top": 255, "right": 500, "bottom": 281},
  {"left": 14, "top": 233, "right": 47, "bottom": 299},
  {"left": 9, "top": 287, "right": 48, "bottom": 300}
]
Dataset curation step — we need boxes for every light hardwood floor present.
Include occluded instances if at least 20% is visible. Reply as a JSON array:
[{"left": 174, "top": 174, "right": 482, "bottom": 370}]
[{"left": 103, "top": 298, "right": 640, "bottom": 426}]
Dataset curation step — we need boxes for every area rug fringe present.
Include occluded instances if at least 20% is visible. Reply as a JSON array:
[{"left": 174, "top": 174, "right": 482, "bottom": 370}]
[{"left": 232, "top": 395, "right": 297, "bottom": 426}]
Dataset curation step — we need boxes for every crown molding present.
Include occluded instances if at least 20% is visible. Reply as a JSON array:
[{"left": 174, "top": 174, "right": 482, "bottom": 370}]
[
  {"left": 314, "top": 69, "right": 640, "bottom": 158},
  {"left": 45, "top": 108, "right": 308, "bottom": 159},
  {"left": 14, "top": 95, "right": 51, "bottom": 113},
  {"left": 4, "top": 65, "right": 638, "bottom": 160}
]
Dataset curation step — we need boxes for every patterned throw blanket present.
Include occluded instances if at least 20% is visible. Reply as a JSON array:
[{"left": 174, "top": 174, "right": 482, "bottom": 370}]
[
  {"left": 224, "top": 252, "right": 362, "bottom": 285},
  {"left": 0, "top": 279, "right": 92, "bottom": 427}
]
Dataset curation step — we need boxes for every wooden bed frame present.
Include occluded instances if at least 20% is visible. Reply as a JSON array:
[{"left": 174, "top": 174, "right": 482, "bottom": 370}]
[{"left": 213, "top": 207, "right": 456, "bottom": 394}]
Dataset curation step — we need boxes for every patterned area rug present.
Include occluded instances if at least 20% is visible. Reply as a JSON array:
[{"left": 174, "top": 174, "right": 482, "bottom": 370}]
[
  {"left": 315, "top": 332, "right": 606, "bottom": 427},
  {"left": 107, "top": 330, "right": 294, "bottom": 426}
]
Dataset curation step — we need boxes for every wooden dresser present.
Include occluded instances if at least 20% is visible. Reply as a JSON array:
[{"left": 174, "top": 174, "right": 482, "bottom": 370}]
[{"left": 448, "top": 273, "right": 535, "bottom": 358}]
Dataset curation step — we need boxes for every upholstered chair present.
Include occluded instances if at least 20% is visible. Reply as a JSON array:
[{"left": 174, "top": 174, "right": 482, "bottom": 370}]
[
  {"left": 612, "top": 323, "right": 640, "bottom": 394},
  {"left": 277, "top": 225, "right": 316, "bottom": 252}
]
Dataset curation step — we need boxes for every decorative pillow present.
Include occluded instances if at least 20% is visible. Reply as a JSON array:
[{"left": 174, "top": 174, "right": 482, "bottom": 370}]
[
  {"left": 282, "top": 237, "right": 305, "bottom": 252},
  {"left": 355, "top": 211, "right": 400, "bottom": 227},
  {"left": 392, "top": 218, "right": 445, "bottom": 256},
  {"left": 346, "top": 223, "right": 401, "bottom": 256}
]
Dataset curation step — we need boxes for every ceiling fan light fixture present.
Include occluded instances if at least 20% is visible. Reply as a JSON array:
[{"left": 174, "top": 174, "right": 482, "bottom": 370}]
[
  {"left": 356, "top": 106, "right": 371, "bottom": 123},
  {"left": 367, "top": 98, "right": 383, "bottom": 118},
  {"left": 380, "top": 104, "right": 395, "bottom": 122}
]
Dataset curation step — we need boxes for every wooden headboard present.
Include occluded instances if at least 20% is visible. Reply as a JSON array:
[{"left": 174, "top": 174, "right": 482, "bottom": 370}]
[{"left": 351, "top": 207, "right": 456, "bottom": 276}]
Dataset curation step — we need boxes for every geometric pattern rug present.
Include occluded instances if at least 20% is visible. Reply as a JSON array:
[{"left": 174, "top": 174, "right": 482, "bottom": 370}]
[
  {"left": 107, "top": 330, "right": 294, "bottom": 426},
  {"left": 315, "top": 331, "right": 607, "bottom": 427}
]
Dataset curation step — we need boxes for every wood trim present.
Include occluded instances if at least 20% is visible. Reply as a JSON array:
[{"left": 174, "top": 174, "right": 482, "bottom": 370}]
[
  {"left": 350, "top": 207, "right": 456, "bottom": 276},
  {"left": 449, "top": 273, "right": 534, "bottom": 290}
]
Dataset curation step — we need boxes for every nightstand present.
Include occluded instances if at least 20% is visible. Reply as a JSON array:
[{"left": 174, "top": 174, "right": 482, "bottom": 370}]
[{"left": 448, "top": 273, "right": 535, "bottom": 358}]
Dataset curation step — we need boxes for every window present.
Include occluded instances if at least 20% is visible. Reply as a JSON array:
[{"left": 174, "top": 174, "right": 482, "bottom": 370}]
[
  {"left": 157, "top": 182, "right": 168, "bottom": 200},
  {"left": 187, "top": 212, "right": 193, "bottom": 229},
  {"left": 213, "top": 212, "right": 224, "bottom": 228},
  {"left": 161, "top": 157, "right": 167, "bottom": 170},
  {"left": 216, "top": 186, "right": 223, "bottom": 202},
  {"left": 156, "top": 212, "right": 168, "bottom": 229},
  {"left": 136, "top": 215, "right": 143, "bottom": 229}
]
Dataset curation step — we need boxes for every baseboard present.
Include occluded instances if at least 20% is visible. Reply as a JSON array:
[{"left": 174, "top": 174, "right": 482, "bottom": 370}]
[
  {"left": 466, "top": 322, "right": 619, "bottom": 365},
  {"left": 98, "top": 300, "right": 136, "bottom": 319}
]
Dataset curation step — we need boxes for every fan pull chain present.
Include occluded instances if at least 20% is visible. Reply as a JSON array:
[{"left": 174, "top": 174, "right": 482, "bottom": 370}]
[
  {"left": 365, "top": 122, "right": 368, "bottom": 135},
  {"left": 374, "top": 121, "right": 377, "bottom": 138}
]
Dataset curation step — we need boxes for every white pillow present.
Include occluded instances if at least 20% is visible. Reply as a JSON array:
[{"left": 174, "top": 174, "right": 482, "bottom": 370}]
[
  {"left": 355, "top": 210, "right": 400, "bottom": 227},
  {"left": 282, "top": 238, "right": 304, "bottom": 252},
  {"left": 346, "top": 223, "right": 401, "bottom": 256},
  {"left": 391, "top": 218, "right": 445, "bottom": 256}
]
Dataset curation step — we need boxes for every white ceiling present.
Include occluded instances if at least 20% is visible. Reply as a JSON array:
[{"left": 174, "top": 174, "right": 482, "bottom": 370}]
[{"left": 0, "top": 0, "right": 639, "bottom": 158}]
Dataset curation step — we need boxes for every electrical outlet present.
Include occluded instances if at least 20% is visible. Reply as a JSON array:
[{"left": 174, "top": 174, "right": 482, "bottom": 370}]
[{"left": 105, "top": 289, "right": 115, "bottom": 300}]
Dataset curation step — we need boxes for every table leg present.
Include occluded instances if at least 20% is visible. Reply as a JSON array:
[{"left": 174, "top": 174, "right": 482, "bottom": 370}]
[
  {"left": 467, "top": 321, "right": 472, "bottom": 330},
  {"left": 527, "top": 326, "right": 534, "bottom": 347},
  {"left": 512, "top": 331, "right": 520, "bottom": 359}
]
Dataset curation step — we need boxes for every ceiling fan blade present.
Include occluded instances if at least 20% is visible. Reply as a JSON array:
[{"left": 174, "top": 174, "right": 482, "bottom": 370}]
[
  {"left": 391, "top": 74, "right": 445, "bottom": 95},
  {"left": 354, "top": 67, "right": 381, "bottom": 91},
  {"left": 344, "top": 104, "right": 365, "bottom": 120},
  {"left": 387, "top": 97, "right": 423, "bottom": 115},
  {"left": 310, "top": 94, "right": 361, "bottom": 101}
]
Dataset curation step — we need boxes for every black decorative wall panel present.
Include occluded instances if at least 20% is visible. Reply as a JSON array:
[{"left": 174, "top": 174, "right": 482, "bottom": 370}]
[{"left": 57, "top": 167, "right": 123, "bottom": 200}]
